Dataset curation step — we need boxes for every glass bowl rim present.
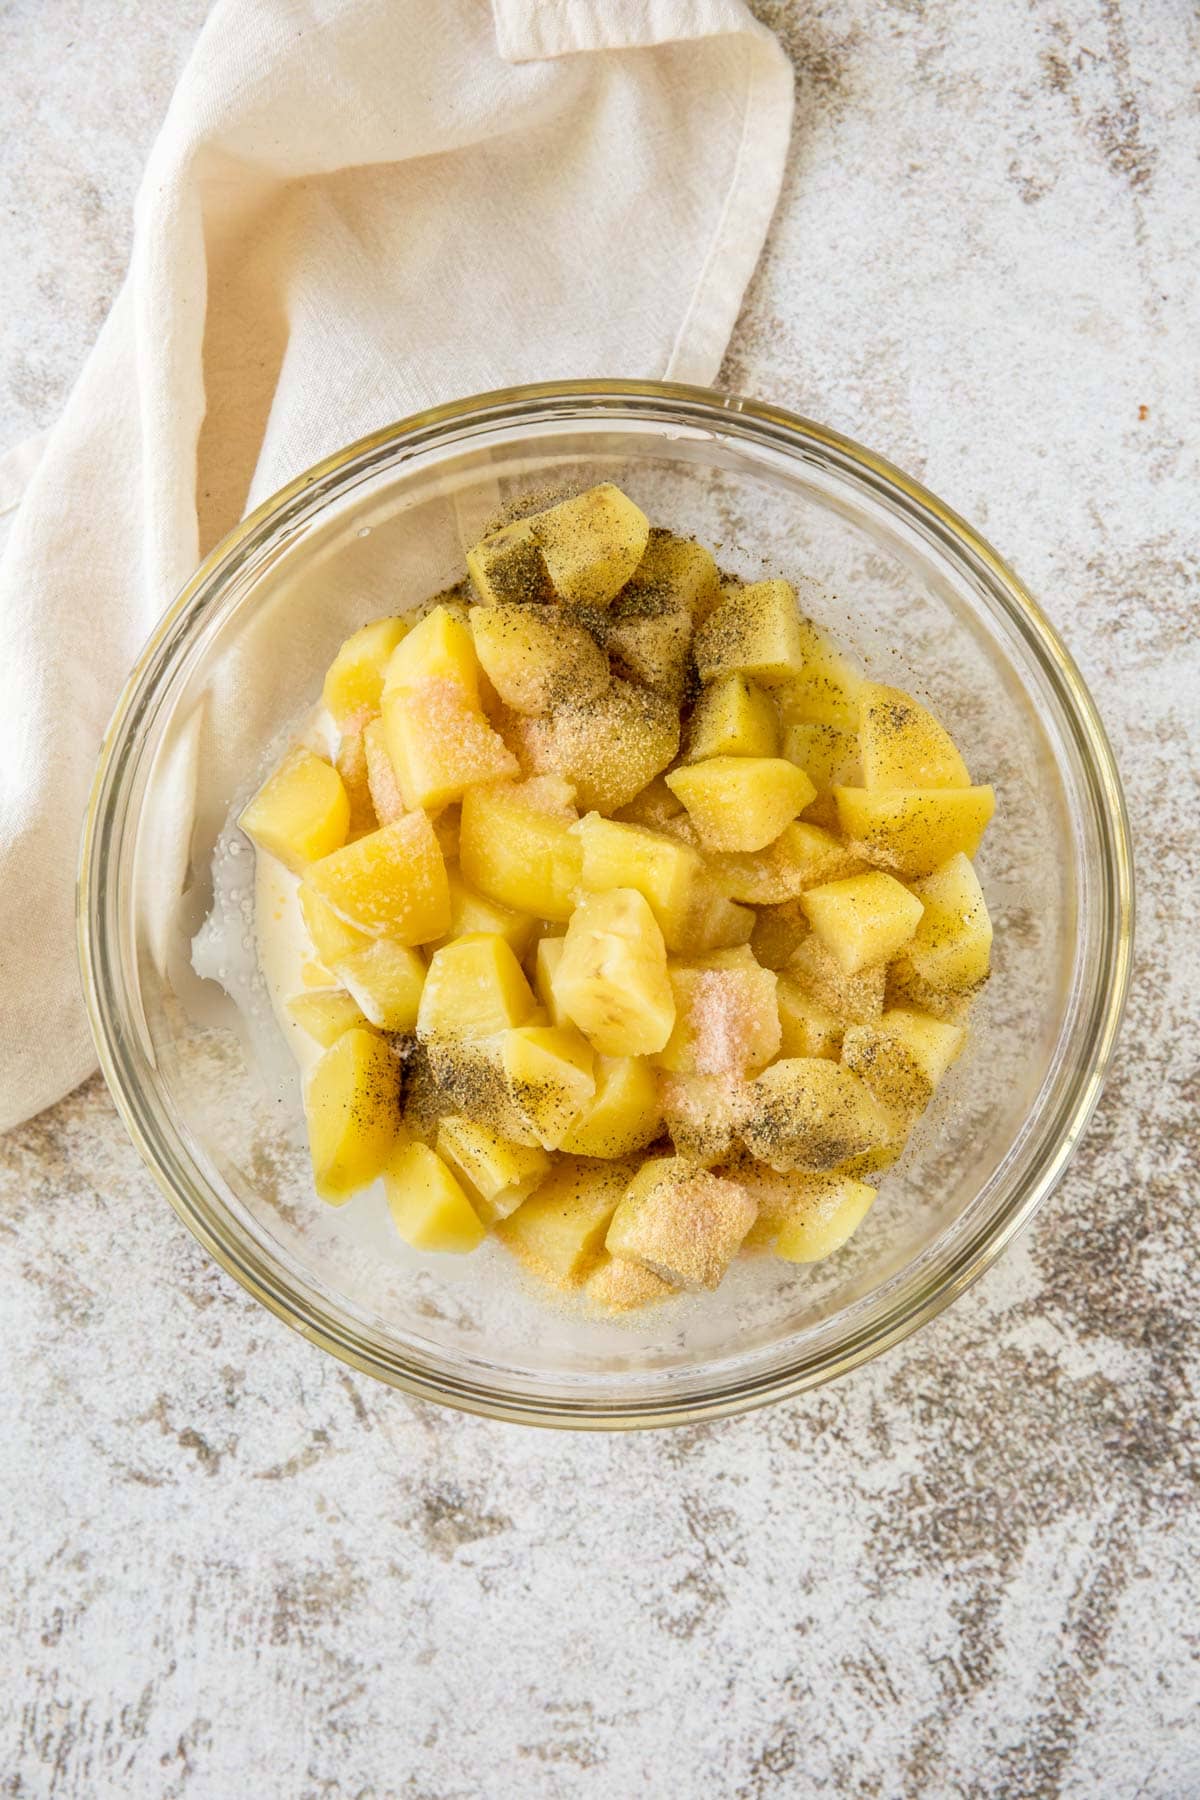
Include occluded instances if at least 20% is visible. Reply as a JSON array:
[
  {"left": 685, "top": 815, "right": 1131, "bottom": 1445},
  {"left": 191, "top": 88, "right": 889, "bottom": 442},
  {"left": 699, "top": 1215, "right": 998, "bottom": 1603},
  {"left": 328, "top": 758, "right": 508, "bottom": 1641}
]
[{"left": 77, "top": 377, "right": 1135, "bottom": 1430}]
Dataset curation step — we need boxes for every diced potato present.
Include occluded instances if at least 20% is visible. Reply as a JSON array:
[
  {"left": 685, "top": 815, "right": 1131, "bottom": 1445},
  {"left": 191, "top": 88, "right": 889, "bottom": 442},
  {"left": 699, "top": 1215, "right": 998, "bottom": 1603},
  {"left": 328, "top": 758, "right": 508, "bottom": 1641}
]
[
  {"left": 534, "top": 936, "right": 568, "bottom": 1025},
  {"left": 459, "top": 778, "right": 583, "bottom": 921},
  {"left": 467, "top": 516, "right": 556, "bottom": 607},
  {"left": 858, "top": 682, "right": 969, "bottom": 789},
  {"left": 665, "top": 757, "right": 816, "bottom": 854},
  {"left": 362, "top": 718, "right": 406, "bottom": 825},
  {"left": 776, "top": 977, "right": 843, "bottom": 1059},
  {"left": 574, "top": 812, "right": 705, "bottom": 952},
  {"left": 624, "top": 528, "right": 722, "bottom": 623},
  {"left": 498, "top": 1025, "right": 596, "bottom": 1149},
  {"left": 749, "top": 903, "right": 806, "bottom": 970},
  {"left": 422, "top": 1037, "right": 540, "bottom": 1147},
  {"left": 606, "top": 587, "right": 693, "bottom": 700},
  {"left": 418, "top": 933, "right": 537, "bottom": 1040},
  {"left": 586, "top": 1254, "right": 677, "bottom": 1313},
  {"left": 301, "top": 959, "right": 334, "bottom": 987},
  {"left": 774, "top": 617, "right": 862, "bottom": 728},
  {"left": 435, "top": 1116, "right": 549, "bottom": 1224},
  {"left": 384, "top": 1140, "right": 486, "bottom": 1252},
  {"left": 383, "top": 678, "right": 518, "bottom": 811},
  {"left": 469, "top": 604, "right": 609, "bottom": 715},
  {"left": 687, "top": 675, "right": 779, "bottom": 761},
  {"left": 286, "top": 987, "right": 369, "bottom": 1047},
  {"left": 322, "top": 617, "right": 408, "bottom": 725},
  {"left": 336, "top": 728, "right": 377, "bottom": 838},
  {"left": 706, "top": 820, "right": 864, "bottom": 905},
  {"left": 841, "top": 1007, "right": 965, "bottom": 1120},
  {"left": 304, "top": 1027, "right": 402, "bottom": 1203},
  {"left": 800, "top": 870, "right": 925, "bottom": 975},
  {"left": 508, "top": 677, "right": 679, "bottom": 814},
  {"left": 656, "top": 949, "right": 780, "bottom": 1078},
  {"left": 605, "top": 1157, "right": 756, "bottom": 1290},
  {"left": 787, "top": 932, "right": 886, "bottom": 1025},
  {"left": 497, "top": 1156, "right": 637, "bottom": 1287},
  {"left": 304, "top": 813, "right": 450, "bottom": 945},
  {"left": 834, "top": 785, "right": 996, "bottom": 877},
  {"left": 240, "top": 746, "right": 350, "bottom": 874},
  {"left": 739, "top": 1167, "right": 874, "bottom": 1255},
  {"left": 659, "top": 1072, "right": 748, "bottom": 1165},
  {"left": 559, "top": 1055, "right": 662, "bottom": 1158},
  {"left": 298, "top": 881, "right": 371, "bottom": 964},
  {"left": 382, "top": 604, "right": 480, "bottom": 706},
  {"left": 693, "top": 579, "right": 807, "bottom": 687},
  {"left": 429, "top": 867, "right": 535, "bottom": 958},
  {"left": 613, "top": 774, "right": 684, "bottom": 831},
  {"left": 553, "top": 889, "right": 675, "bottom": 1057},
  {"left": 782, "top": 720, "right": 861, "bottom": 793},
  {"left": 672, "top": 879, "right": 756, "bottom": 958},
  {"left": 531, "top": 483, "right": 650, "bottom": 608},
  {"left": 333, "top": 939, "right": 426, "bottom": 1032},
  {"left": 739, "top": 1057, "right": 894, "bottom": 1173},
  {"left": 893, "top": 853, "right": 993, "bottom": 994}
]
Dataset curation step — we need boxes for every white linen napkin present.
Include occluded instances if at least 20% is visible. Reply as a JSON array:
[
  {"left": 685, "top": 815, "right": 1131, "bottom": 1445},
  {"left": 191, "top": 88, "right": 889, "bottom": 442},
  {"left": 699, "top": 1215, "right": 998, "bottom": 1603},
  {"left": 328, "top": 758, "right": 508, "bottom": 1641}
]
[{"left": 0, "top": 0, "right": 791, "bottom": 1134}]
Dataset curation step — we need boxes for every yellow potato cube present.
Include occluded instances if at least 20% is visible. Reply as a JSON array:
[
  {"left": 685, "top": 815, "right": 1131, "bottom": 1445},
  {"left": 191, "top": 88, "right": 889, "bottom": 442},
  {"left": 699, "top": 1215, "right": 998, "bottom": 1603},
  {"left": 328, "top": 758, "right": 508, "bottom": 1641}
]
[
  {"left": 417, "top": 933, "right": 537, "bottom": 1040},
  {"left": 894, "top": 852, "right": 993, "bottom": 993},
  {"left": 693, "top": 578, "right": 807, "bottom": 687},
  {"left": 285, "top": 987, "right": 368, "bottom": 1047},
  {"left": 706, "top": 820, "right": 864, "bottom": 905},
  {"left": 626, "top": 528, "right": 723, "bottom": 622},
  {"left": 362, "top": 718, "right": 406, "bottom": 825},
  {"left": 665, "top": 757, "right": 816, "bottom": 854},
  {"left": 301, "top": 959, "right": 334, "bottom": 987},
  {"left": 459, "top": 778, "right": 583, "bottom": 921},
  {"left": 800, "top": 870, "right": 925, "bottom": 975},
  {"left": 787, "top": 932, "right": 886, "bottom": 1025},
  {"left": 776, "top": 1176, "right": 876, "bottom": 1262},
  {"left": 469, "top": 603, "right": 609, "bottom": 716},
  {"left": 574, "top": 812, "right": 705, "bottom": 953},
  {"left": 498, "top": 1025, "right": 596, "bottom": 1149},
  {"left": 335, "top": 727, "right": 377, "bottom": 838},
  {"left": 304, "top": 1027, "right": 402, "bottom": 1203},
  {"left": 532, "top": 483, "right": 651, "bottom": 607},
  {"left": 553, "top": 888, "right": 676, "bottom": 1057},
  {"left": 498, "top": 1156, "right": 637, "bottom": 1287},
  {"left": 240, "top": 746, "right": 350, "bottom": 874},
  {"left": 304, "top": 813, "right": 451, "bottom": 945},
  {"left": 656, "top": 949, "right": 780, "bottom": 1077},
  {"left": 586, "top": 1255, "right": 678, "bottom": 1313},
  {"left": 841, "top": 1007, "right": 965, "bottom": 1120},
  {"left": 333, "top": 939, "right": 426, "bottom": 1032},
  {"left": 659, "top": 1072, "right": 748, "bottom": 1165},
  {"left": 672, "top": 879, "right": 756, "bottom": 958},
  {"left": 383, "top": 679, "right": 518, "bottom": 812},
  {"left": 383, "top": 1140, "right": 486, "bottom": 1252},
  {"left": 508, "top": 677, "right": 679, "bottom": 815},
  {"left": 435, "top": 1116, "right": 549, "bottom": 1224},
  {"left": 605, "top": 1157, "right": 757, "bottom": 1290},
  {"left": 467, "top": 516, "right": 556, "bottom": 607},
  {"left": 858, "top": 682, "right": 970, "bottom": 789},
  {"left": 559, "top": 1055, "right": 662, "bottom": 1158},
  {"left": 776, "top": 977, "right": 844, "bottom": 1059},
  {"left": 298, "top": 880, "right": 371, "bottom": 964},
  {"left": 782, "top": 719, "right": 861, "bottom": 793},
  {"left": 833, "top": 785, "right": 996, "bottom": 877},
  {"left": 606, "top": 587, "right": 693, "bottom": 700},
  {"left": 739, "top": 1168, "right": 875, "bottom": 1255},
  {"left": 382, "top": 604, "right": 480, "bottom": 706},
  {"left": 774, "top": 619, "right": 862, "bottom": 728},
  {"left": 739, "top": 1057, "right": 893, "bottom": 1173},
  {"left": 430, "top": 867, "right": 535, "bottom": 958},
  {"left": 322, "top": 616, "right": 408, "bottom": 725},
  {"left": 687, "top": 675, "right": 779, "bottom": 761},
  {"left": 533, "top": 936, "right": 568, "bottom": 1025}
]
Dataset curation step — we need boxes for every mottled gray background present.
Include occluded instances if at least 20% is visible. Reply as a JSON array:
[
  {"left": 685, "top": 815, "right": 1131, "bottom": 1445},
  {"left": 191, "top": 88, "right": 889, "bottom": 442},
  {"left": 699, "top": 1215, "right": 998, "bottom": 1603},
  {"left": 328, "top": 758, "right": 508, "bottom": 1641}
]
[{"left": 2, "top": 2, "right": 1197, "bottom": 1795}]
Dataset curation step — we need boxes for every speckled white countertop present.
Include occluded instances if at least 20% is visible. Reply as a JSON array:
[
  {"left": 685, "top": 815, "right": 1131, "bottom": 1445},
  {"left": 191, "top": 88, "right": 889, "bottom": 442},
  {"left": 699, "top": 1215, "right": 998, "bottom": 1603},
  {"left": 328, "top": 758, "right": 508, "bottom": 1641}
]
[{"left": 2, "top": 3, "right": 1197, "bottom": 1795}]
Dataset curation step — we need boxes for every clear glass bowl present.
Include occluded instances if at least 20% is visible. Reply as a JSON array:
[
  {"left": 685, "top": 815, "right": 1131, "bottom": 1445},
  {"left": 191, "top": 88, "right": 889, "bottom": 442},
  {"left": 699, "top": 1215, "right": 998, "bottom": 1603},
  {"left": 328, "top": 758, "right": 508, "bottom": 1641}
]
[{"left": 78, "top": 381, "right": 1133, "bottom": 1429}]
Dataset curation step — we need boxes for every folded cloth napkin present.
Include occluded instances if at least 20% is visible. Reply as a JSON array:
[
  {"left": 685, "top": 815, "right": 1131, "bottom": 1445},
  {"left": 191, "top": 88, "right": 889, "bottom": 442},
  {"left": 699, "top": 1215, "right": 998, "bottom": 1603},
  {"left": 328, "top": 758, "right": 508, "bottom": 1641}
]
[{"left": 0, "top": 0, "right": 791, "bottom": 1134}]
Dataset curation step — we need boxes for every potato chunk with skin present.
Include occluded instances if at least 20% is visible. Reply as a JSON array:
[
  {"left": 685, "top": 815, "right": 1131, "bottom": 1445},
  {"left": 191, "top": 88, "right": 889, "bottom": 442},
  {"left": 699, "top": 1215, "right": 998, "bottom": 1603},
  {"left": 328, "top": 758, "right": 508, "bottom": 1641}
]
[
  {"left": 834, "top": 784, "right": 996, "bottom": 877},
  {"left": 509, "top": 677, "right": 679, "bottom": 815},
  {"left": 382, "top": 604, "right": 480, "bottom": 706},
  {"left": 559, "top": 1055, "right": 662, "bottom": 1158},
  {"left": 707, "top": 820, "right": 864, "bottom": 906},
  {"left": 429, "top": 868, "right": 535, "bottom": 958},
  {"left": 787, "top": 933, "right": 886, "bottom": 1025},
  {"left": 384, "top": 1140, "right": 486, "bottom": 1252},
  {"left": 304, "top": 813, "right": 450, "bottom": 944},
  {"left": 665, "top": 757, "right": 817, "bottom": 854},
  {"left": 469, "top": 604, "right": 609, "bottom": 715},
  {"left": 553, "top": 888, "right": 675, "bottom": 1057},
  {"left": 305, "top": 1027, "right": 401, "bottom": 1203},
  {"left": 740, "top": 1057, "right": 893, "bottom": 1173},
  {"left": 859, "top": 682, "right": 969, "bottom": 789},
  {"left": 286, "top": 987, "right": 368, "bottom": 1047},
  {"left": 800, "top": 870, "right": 925, "bottom": 975},
  {"left": 334, "top": 939, "right": 426, "bottom": 1032},
  {"left": 656, "top": 949, "right": 780, "bottom": 1078},
  {"left": 587, "top": 1254, "right": 678, "bottom": 1313},
  {"left": 323, "top": 617, "right": 408, "bottom": 725},
  {"left": 606, "top": 1157, "right": 757, "bottom": 1290},
  {"left": 383, "top": 678, "right": 518, "bottom": 811},
  {"left": 459, "top": 778, "right": 583, "bottom": 921},
  {"left": 417, "top": 934, "right": 537, "bottom": 1040},
  {"left": 435, "top": 1116, "right": 549, "bottom": 1224},
  {"left": 574, "top": 812, "right": 705, "bottom": 952},
  {"left": 693, "top": 579, "right": 808, "bottom": 687},
  {"left": 893, "top": 853, "right": 993, "bottom": 994},
  {"left": 841, "top": 1008, "right": 965, "bottom": 1120},
  {"left": 659, "top": 1072, "right": 749, "bottom": 1165},
  {"left": 362, "top": 718, "right": 405, "bottom": 825},
  {"left": 688, "top": 675, "right": 779, "bottom": 761},
  {"left": 498, "top": 1156, "right": 638, "bottom": 1287},
  {"left": 240, "top": 746, "right": 350, "bottom": 874},
  {"left": 776, "top": 977, "right": 844, "bottom": 1059}
]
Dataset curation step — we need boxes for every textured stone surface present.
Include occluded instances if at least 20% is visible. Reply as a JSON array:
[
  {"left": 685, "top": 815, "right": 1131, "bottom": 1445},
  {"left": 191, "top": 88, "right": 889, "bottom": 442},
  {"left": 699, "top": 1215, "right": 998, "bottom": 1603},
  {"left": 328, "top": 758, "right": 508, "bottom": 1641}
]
[{"left": 2, "top": 1, "right": 1198, "bottom": 1795}]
